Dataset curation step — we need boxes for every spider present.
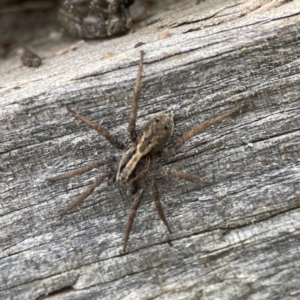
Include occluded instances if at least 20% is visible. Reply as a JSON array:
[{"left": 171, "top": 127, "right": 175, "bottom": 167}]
[
  {"left": 59, "top": 0, "right": 134, "bottom": 39},
  {"left": 49, "top": 51, "right": 245, "bottom": 251}
]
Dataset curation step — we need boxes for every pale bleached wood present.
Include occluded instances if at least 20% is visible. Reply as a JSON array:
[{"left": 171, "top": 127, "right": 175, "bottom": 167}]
[{"left": 1, "top": 0, "right": 300, "bottom": 299}]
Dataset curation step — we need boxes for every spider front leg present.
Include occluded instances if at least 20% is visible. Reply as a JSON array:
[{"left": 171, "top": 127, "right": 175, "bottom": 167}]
[
  {"left": 151, "top": 179, "right": 172, "bottom": 234},
  {"left": 68, "top": 108, "right": 126, "bottom": 150},
  {"left": 160, "top": 167, "right": 206, "bottom": 185},
  {"left": 163, "top": 104, "right": 246, "bottom": 156},
  {"left": 60, "top": 169, "right": 113, "bottom": 216},
  {"left": 127, "top": 51, "right": 144, "bottom": 144},
  {"left": 48, "top": 156, "right": 117, "bottom": 181},
  {"left": 123, "top": 185, "right": 145, "bottom": 251}
]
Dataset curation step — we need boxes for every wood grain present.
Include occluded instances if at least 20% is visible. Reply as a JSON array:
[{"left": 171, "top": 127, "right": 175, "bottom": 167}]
[{"left": 1, "top": 0, "right": 300, "bottom": 299}]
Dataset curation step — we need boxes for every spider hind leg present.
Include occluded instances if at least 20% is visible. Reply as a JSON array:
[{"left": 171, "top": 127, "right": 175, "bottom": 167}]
[
  {"left": 127, "top": 51, "right": 144, "bottom": 144},
  {"left": 163, "top": 104, "right": 245, "bottom": 156}
]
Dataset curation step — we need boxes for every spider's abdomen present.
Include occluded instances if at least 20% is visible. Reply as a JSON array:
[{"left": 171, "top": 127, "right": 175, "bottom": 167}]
[{"left": 137, "top": 114, "right": 174, "bottom": 155}]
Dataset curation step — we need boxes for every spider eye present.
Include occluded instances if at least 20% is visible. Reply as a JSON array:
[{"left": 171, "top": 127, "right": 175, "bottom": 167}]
[
  {"left": 124, "top": 0, "right": 134, "bottom": 8},
  {"left": 164, "top": 126, "right": 168, "bottom": 130},
  {"left": 155, "top": 119, "right": 160, "bottom": 123}
]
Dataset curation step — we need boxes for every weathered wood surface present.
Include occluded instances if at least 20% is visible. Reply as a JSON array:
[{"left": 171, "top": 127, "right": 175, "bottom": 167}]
[{"left": 1, "top": 0, "right": 300, "bottom": 299}]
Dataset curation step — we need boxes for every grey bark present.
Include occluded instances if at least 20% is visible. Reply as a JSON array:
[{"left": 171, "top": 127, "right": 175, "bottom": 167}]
[{"left": 1, "top": 0, "right": 300, "bottom": 299}]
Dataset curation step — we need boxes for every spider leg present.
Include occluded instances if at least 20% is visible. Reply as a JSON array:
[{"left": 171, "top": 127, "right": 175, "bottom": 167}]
[
  {"left": 126, "top": 181, "right": 138, "bottom": 196},
  {"left": 107, "top": 173, "right": 116, "bottom": 186},
  {"left": 123, "top": 185, "right": 144, "bottom": 251},
  {"left": 127, "top": 50, "right": 144, "bottom": 144},
  {"left": 163, "top": 104, "right": 245, "bottom": 156},
  {"left": 160, "top": 167, "right": 206, "bottom": 184},
  {"left": 151, "top": 179, "right": 172, "bottom": 234},
  {"left": 68, "top": 109, "right": 126, "bottom": 150},
  {"left": 48, "top": 156, "right": 117, "bottom": 181},
  {"left": 61, "top": 170, "right": 112, "bottom": 215}
]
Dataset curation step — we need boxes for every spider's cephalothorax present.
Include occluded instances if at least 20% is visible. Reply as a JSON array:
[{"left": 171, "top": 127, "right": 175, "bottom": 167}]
[
  {"left": 117, "top": 113, "right": 174, "bottom": 185},
  {"left": 59, "top": 0, "right": 134, "bottom": 39},
  {"left": 49, "top": 51, "right": 245, "bottom": 251}
]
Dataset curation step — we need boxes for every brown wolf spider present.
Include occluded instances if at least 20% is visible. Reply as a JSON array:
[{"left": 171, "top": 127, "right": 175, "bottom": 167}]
[
  {"left": 59, "top": 0, "right": 134, "bottom": 39},
  {"left": 49, "top": 51, "right": 245, "bottom": 251}
]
